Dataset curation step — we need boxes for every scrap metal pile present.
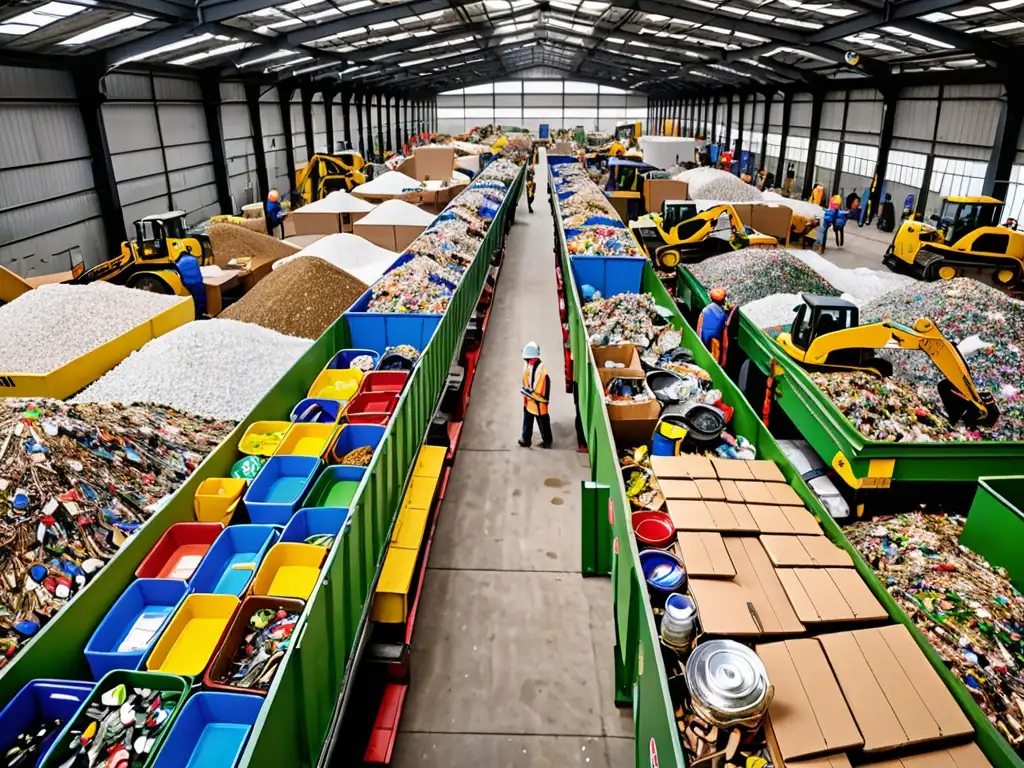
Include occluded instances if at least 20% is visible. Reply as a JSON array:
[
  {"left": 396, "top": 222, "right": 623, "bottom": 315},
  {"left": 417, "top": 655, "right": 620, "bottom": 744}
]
[
  {"left": 0, "top": 400, "right": 232, "bottom": 663},
  {"left": 366, "top": 156, "right": 523, "bottom": 315},
  {"left": 551, "top": 162, "right": 643, "bottom": 258},
  {"left": 847, "top": 512, "right": 1024, "bottom": 754}
]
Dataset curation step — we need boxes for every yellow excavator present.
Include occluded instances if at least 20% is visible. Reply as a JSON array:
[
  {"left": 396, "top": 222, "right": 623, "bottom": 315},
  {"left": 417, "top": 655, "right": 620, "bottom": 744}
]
[
  {"left": 777, "top": 294, "right": 999, "bottom": 427},
  {"left": 630, "top": 201, "right": 777, "bottom": 269},
  {"left": 883, "top": 195, "right": 1024, "bottom": 292},
  {"left": 294, "top": 151, "right": 367, "bottom": 205}
]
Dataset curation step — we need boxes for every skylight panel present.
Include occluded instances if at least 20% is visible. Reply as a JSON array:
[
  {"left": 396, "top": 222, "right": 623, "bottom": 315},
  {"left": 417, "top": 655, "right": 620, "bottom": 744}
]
[
  {"left": 60, "top": 13, "right": 150, "bottom": 45},
  {"left": 267, "top": 55, "right": 312, "bottom": 70},
  {"left": 952, "top": 6, "right": 990, "bottom": 15},
  {"left": 734, "top": 29, "right": 770, "bottom": 40},
  {"left": 607, "top": 35, "right": 625, "bottom": 42},
  {"left": 979, "top": 19, "right": 1024, "bottom": 30},
  {"left": 293, "top": 61, "right": 335, "bottom": 75},
  {"left": 814, "top": 6, "right": 857, "bottom": 16},
  {"left": 169, "top": 40, "right": 250, "bottom": 65},
  {"left": 921, "top": 11, "right": 955, "bottom": 20},
  {"left": 773, "top": 16, "right": 823, "bottom": 27},
  {"left": 702, "top": 24, "right": 732, "bottom": 34},
  {"left": 280, "top": 0, "right": 319, "bottom": 10},
  {"left": 644, "top": 12, "right": 668, "bottom": 21},
  {"left": 115, "top": 33, "right": 212, "bottom": 63},
  {"left": 239, "top": 48, "right": 297, "bottom": 66},
  {"left": 0, "top": 1, "right": 85, "bottom": 36},
  {"left": 991, "top": 0, "right": 1024, "bottom": 8}
]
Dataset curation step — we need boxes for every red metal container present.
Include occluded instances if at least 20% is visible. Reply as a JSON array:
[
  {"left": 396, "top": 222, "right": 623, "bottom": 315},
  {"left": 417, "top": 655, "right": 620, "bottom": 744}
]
[
  {"left": 135, "top": 522, "right": 224, "bottom": 580},
  {"left": 358, "top": 371, "right": 410, "bottom": 395}
]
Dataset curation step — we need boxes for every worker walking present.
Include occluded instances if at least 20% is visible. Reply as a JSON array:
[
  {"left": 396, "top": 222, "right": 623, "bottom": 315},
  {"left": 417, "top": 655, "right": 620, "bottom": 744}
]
[
  {"left": 519, "top": 342, "right": 553, "bottom": 449},
  {"left": 833, "top": 203, "right": 847, "bottom": 246},
  {"left": 263, "top": 189, "right": 287, "bottom": 238},
  {"left": 526, "top": 164, "right": 536, "bottom": 213},
  {"left": 696, "top": 287, "right": 736, "bottom": 365}
]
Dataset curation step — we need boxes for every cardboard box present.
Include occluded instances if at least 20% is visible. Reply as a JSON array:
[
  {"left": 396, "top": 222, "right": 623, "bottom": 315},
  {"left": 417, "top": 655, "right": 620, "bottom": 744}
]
[
  {"left": 644, "top": 178, "right": 689, "bottom": 213},
  {"left": 290, "top": 208, "right": 340, "bottom": 236},
  {"left": 661, "top": 479, "right": 701, "bottom": 500},
  {"left": 749, "top": 460, "right": 786, "bottom": 483},
  {"left": 607, "top": 399, "right": 661, "bottom": 447},
  {"left": 592, "top": 343, "right": 643, "bottom": 371},
  {"left": 784, "top": 756, "right": 852, "bottom": 768},
  {"left": 760, "top": 535, "right": 854, "bottom": 567},
  {"left": 748, "top": 504, "right": 823, "bottom": 536},
  {"left": 609, "top": 196, "right": 630, "bottom": 222},
  {"left": 735, "top": 481, "right": 776, "bottom": 505},
  {"left": 674, "top": 531, "right": 735, "bottom": 578},
  {"left": 731, "top": 203, "right": 754, "bottom": 229},
  {"left": 777, "top": 568, "right": 887, "bottom": 624},
  {"left": 688, "top": 538, "right": 803, "bottom": 635},
  {"left": 768, "top": 482, "right": 804, "bottom": 506},
  {"left": 819, "top": 625, "right": 973, "bottom": 752},
  {"left": 711, "top": 458, "right": 754, "bottom": 480},
  {"left": 650, "top": 454, "right": 715, "bottom": 480},
  {"left": 352, "top": 221, "right": 427, "bottom": 252},
  {"left": 751, "top": 203, "right": 794, "bottom": 245},
  {"left": 758, "top": 638, "right": 863, "bottom": 760},
  {"left": 396, "top": 146, "right": 457, "bottom": 182},
  {"left": 719, "top": 480, "right": 745, "bottom": 503},
  {"left": 867, "top": 743, "right": 988, "bottom": 768}
]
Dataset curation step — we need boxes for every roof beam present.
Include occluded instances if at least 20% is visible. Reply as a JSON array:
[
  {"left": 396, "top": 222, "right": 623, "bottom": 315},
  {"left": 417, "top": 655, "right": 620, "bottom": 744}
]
[
  {"left": 806, "top": 0, "right": 971, "bottom": 43},
  {"left": 95, "top": 0, "right": 192, "bottom": 21},
  {"left": 285, "top": 0, "right": 477, "bottom": 46}
]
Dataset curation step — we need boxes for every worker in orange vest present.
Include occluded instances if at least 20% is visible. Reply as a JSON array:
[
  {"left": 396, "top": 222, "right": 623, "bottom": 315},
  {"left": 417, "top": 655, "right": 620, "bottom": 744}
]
[{"left": 519, "top": 341, "right": 552, "bottom": 448}]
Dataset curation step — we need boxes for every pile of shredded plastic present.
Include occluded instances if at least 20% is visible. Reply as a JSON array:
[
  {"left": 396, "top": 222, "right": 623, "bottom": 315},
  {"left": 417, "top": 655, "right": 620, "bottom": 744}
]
[
  {"left": 583, "top": 292, "right": 660, "bottom": 346},
  {"left": 861, "top": 278, "right": 1024, "bottom": 441},
  {"left": 367, "top": 256, "right": 460, "bottom": 314},
  {"left": 846, "top": 512, "right": 1024, "bottom": 755},
  {"left": 566, "top": 227, "right": 641, "bottom": 257},
  {"left": 675, "top": 167, "right": 762, "bottom": 202},
  {"left": 689, "top": 248, "right": 840, "bottom": 306},
  {"left": 810, "top": 371, "right": 979, "bottom": 442}
]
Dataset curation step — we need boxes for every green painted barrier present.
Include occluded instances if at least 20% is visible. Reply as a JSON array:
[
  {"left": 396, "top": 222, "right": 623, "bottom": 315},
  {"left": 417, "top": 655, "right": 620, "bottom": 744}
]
[
  {"left": 962, "top": 476, "right": 1024, "bottom": 590},
  {"left": 0, "top": 165, "right": 524, "bottom": 768},
  {"left": 676, "top": 265, "right": 1024, "bottom": 489},
  {"left": 548, "top": 161, "right": 1024, "bottom": 768}
]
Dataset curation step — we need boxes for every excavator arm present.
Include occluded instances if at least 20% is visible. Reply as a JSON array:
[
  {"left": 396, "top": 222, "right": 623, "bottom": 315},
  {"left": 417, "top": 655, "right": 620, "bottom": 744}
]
[{"left": 801, "top": 317, "right": 998, "bottom": 426}]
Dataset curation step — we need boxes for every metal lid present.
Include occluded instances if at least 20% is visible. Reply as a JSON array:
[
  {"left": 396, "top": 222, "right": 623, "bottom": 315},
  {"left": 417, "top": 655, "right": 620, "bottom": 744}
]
[{"left": 685, "top": 640, "right": 769, "bottom": 716}]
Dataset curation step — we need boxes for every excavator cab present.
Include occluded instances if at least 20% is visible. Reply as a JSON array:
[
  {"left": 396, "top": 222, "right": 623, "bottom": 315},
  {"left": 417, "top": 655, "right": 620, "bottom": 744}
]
[
  {"left": 295, "top": 151, "right": 367, "bottom": 205},
  {"left": 933, "top": 197, "right": 1002, "bottom": 245},
  {"left": 778, "top": 294, "right": 999, "bottom": 428}
]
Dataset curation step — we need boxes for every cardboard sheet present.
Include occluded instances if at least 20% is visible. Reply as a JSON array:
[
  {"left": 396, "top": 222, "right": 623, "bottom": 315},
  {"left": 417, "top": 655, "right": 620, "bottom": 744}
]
[
  {"left": 674, "top": 532, "right": 735, "bottom": 578},
  {"left": 784, "top": 757, "right": 852, "bottom": 768},
  {"left": 711, "top": 457, "right": 754, "bottom": 480},
  {"left": 735, "top": 481, "right": 776, "bottom": 505},
  {"left": 869, "top": 743, "right": 989, "bottom": 768},
  {"left": 757, "top": 638, "right": 863, "bottom": 760},
  {"left": 748, "top": 504, "right": 823, "bottom": 536},
  {"left": 719, "top": 479, "right": 745, "bottom": 502},
  {"left": 650, "top": 454, "right": 715, "bottom": 479},
  {"left": 660, "top": 479, "right": 701, "bottom": 500},
  {"left": 761, "top": 535, "right": 854, "bottom": 567},
  {"left": 667, "top": 500, "right": 758, "bottom": 532},
  {"left": 689, "top": 538, "right": 803, "bottom": 636},
  {"left": 695, "top": 478, "right": 725, "bottom": 500},
  {"left": 818, "top": 625, "right": 973, "bottom": 752},
  {"left": 748, "top": 460, "right": 786, "bottom": 483},
  {"left": 667, "top": 500, "right": 715, "bottom": 531},
  {"left": 767, "top": 482, "right": 805, "bottom": 506},
  {"left": 776, "top": 568, "right": 888, "bottom": 623}
]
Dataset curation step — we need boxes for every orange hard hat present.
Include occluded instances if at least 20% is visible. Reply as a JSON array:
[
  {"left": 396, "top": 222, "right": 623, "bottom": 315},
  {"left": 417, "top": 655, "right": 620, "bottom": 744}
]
[
  {"left": 710, "top": 286, "right": 727, "bottom": 302},
  {"left": 268, "top": 189, "right": 280, "bottom": 202}
]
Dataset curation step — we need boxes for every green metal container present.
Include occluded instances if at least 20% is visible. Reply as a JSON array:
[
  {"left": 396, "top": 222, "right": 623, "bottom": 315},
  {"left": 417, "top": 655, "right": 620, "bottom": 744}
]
[
  {"left": 0, "top": 167, "right": 524, "bottom": 768},
  {"left": 961, "top": 476, "right": 1024, "bottom": 590},
  {"left": 548, "top": 164, "right": 1024, "bottom": 768},
  {"left": 675, "top": 265, "right": 1024, "bottom": 490}
]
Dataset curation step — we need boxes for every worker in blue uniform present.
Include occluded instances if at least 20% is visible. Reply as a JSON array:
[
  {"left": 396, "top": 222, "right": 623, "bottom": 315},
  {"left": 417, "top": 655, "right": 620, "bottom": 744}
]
[
  {"left": 696, "top": 286, "right": 736, "bottom": 365},
  {"left": 263, "top": 189, "right": 287, "bottom": 238}
]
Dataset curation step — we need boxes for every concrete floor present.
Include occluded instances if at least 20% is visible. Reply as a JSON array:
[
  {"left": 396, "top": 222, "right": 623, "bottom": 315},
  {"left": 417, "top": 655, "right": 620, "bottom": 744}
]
[
  {"left": 816, "top": 218, "right": 895, "bottom": 271},
  {"left": 391, "top": 160, "right": 633, "bottom": 766}
]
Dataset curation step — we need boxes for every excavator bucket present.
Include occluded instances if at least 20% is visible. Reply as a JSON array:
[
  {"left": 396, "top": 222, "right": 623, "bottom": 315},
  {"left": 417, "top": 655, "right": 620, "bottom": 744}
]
[
  {"left": 938, "top": 379, "right": 1000, "bottom": 428},
  {"left": 0, "top": 265, "right": 34, "bottom": 305}
]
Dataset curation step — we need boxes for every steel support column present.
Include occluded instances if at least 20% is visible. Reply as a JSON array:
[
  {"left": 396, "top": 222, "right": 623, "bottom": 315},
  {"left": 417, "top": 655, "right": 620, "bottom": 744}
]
[
  {"left": 300, "top": 85, "right": 315, "bottom": 159},
  {"left": 365, "top": 94, "right": 374, "bottom": 159},
  {"left": 866, "top": 87, "right": 899, "bottom": 222},
  {"left": 759, "top": 91, "right": 772, "bottom": 170},
  {"left": 199, "top": 74, "right": 231, "bottom": 214},
  {"left": 73, "top": 62, "right": 126, "bottom": 248},
  {"left": 916, "top": 85, "right": 945, "bottom": 219},
  {"left": 775, "top": 90, "right": 792, "bottom": 187},
  {"left": 279, "top": 85, "right": 297, "bottom": 195},
  {"left": 376, "top": 95, "right": 384, "bottom": 160},
  {"left": 355, "top": 92, "right": 366, "bottom": 157},
  {"left": 985, "top": 83, "right": 1024, "bottom": 201},
  {"left": 340, "top": 89, "right": 352, "bottom": 149},
  {"left": 736, "top": 93, "right": 746, "bottom": 176},
  {"left": 802, "top": 91, "right": 824, "bottom": 199},
  {"left": 832, "top": 90, "right": 849, "bottom": 198},
  {"left": 243, "top": 82, "right": 269, "bottom": 203},
  {"left": 725, "top": 96, "right": 733, "bottom": 149}
]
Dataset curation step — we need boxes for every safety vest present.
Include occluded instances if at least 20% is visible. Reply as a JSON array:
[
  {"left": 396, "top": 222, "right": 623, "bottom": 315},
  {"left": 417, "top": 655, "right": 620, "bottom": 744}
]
[{"left": 522, "top": 362, "right": 550, "bottom": 416}]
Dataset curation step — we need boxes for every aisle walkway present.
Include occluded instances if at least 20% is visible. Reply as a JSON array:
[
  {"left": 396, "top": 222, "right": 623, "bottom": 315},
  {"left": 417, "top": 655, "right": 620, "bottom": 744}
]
[{"left": 391, "top": 161, "right": 633, "bottom": 766}]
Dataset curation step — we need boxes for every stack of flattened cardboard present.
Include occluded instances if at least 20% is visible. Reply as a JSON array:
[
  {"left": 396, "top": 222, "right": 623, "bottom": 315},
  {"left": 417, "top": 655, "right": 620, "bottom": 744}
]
[
  {"left": 673, "top": 531, "right": 735, "bottom": 577},
  {"left": 759, "top": 629, "right": 977, "bottom": 767},
  {"left": 820, "top": 625, "right": 974, "bottom": 752},
  {"left": 777, "top": 568, "right": 888, "bottom": 624},
  {"left": 760, "top": 535, "right": 854, "bottom": 567},
  {"left": 594, "top": 344, "right": 661, "bottom": 445},
  {"left": 688, "top": 538, "right": 804, "bottom": 636}
]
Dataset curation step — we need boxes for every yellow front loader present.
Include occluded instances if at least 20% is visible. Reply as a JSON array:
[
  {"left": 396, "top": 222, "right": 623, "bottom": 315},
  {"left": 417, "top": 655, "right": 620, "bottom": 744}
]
[
  {"left": 777, "top": 293, "right": 999, "bottom": 427},
  {"left": 294, "top": 151, "right": 367, "bottom": 205}
]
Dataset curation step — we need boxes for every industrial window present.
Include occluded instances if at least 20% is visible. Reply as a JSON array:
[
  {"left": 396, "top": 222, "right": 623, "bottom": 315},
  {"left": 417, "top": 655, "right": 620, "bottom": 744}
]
[
  {"left": 1002, "top": 165, "right": 1024, "bottom": 221},
  {"left": 842, "top": 142, "right": 878, "bottom": 177},
  {"left": 494, "top": 108, "right": 523, "bottom": 120},
  {"left": 785, "top": 135, "right": 809, "bottom": 164},
  {"left": 523, "top": 107, "right": 557, "bottom": 119},
  {"left": 437, "top": 107, "right": 464, "bottom": 119},
  {"left": 765, "top": 132, "right": 782, "bottom": 159},
  {"left": 464, "top": 108, "right": 494, "bottom": 120},
  {"left": 493, "top": 81, "right": 522, "bottom": 93},
  {"left": 564, "top": 108, "right": 599, "bottom": 120},
  {"left": 565, "top": 81, "right": 599, "bottom": 93},
  {"left": 600, "top": 108, "right": 626, "bottom": 121},
  {"left": 815, "top": 139, "right": 839, "bottom": 170},
  {"left": 463, "top": 84, "right": 493, "bottom": 94},
  {"left": 523, "top": 80, "right": 563, "bottom": 93},
  {"left": 625, "top": 108, "right": 646, "bottom": 121},
  {"left": 930, "top": 157, "right": 988, "bottom": 198},
  {"left": 887, "top": 150, "right": 927, "bottom": 188}
]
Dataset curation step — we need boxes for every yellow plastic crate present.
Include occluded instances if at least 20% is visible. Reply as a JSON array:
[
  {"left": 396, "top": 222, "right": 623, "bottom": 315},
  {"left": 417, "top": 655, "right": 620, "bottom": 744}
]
[
  {"left": 251, "top": 543, "right": 326, "bottom": 600},
  {"left": 145, "top": 593, "right": 238, "bottom": 676},
  {"left": 0, "top": 297, "right": 194, "bottom": 399},
  {"left": 193, "top": 477, "right": 246, "bottom": 526},
  {"left": 372, "top": 547, "right": 418, "bottom": 623},
  {"left": 413, "top": 445, "right": 446, "bottom": 481},
  {"left": 274, "top": 423, "right": 339, "bottom": 458},
  {"left": 238, "top": 421, "right": 293, "bottom": 456},
  {"left": 307, "top": 369, "right": 362, "bottom": 402}
]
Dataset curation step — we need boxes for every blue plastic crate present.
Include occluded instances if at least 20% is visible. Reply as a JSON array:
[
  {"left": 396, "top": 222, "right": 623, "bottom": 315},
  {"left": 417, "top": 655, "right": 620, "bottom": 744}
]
[
  {"left": 328, "top": 423, "right": 386, "bottom": 464},
  {"left": 243, "top": 456, "right": 321, "bottom": 525},
  {"left": 149, "top": 692, "right": 264, "bottom": 768},
  {"left": 343, "top": 309, "right": 442, "bottom": 355},
  {"left": 289, "top": 398, "right": 344, "bottom": 425},
  {"left": 189, "top": 525, "right": 280, "bottom": 597},
  {"left": 0, "top": 680, "right": 95, "bottom": 767},
  {"left": 84, "top": 579, "right": 188, "bottom": 681},
  {"left": 569, "top": 256, "right": 645, "bottom": 299},
  {"left": 280, "top": 507, "right": 349, "bottom": 546},
  {"left": 325, "top": 348, "right": 380, "bottom": 371}
]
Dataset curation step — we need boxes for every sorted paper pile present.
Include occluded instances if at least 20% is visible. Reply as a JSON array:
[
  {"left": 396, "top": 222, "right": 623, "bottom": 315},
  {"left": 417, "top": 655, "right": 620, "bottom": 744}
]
[
  {"left": 0, "top": 399, "right": 232, "bottom": 663},
  {"left": 583, "top": 292, "right": 660, "bottom": 346},
  {"left": 298, "top": 190, "right": 375, "bottom": 212},
  {"left": 352, "top": 171, "right": 422, "bottom": 196},
  {"left": 0, "top": 283, "right": 188, "bottom": 374},
  {"left": 861, "top": 278, "right": 1024, "bottom": 441},
  {"left": 75, "top": 319, "right": 312, "bottom": 421},
  {"left": 847, "top": 512, "right": 1024, "bottom": 754},
  {"left": 810, "top": 371, "right": 978, "bottom": 442},
  {"left": 676, "top": 167, "right": 762, "bottom": 202},
  {"left": 357, "top": 198, "right": 435, "bottom": 226},
  {"left": 689, "top": 248, "right": 840, "bottom": 306}
]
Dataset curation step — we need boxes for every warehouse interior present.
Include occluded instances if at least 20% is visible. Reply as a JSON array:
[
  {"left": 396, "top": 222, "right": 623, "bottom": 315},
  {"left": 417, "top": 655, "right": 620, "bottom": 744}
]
[{"left": 4, "top": 0, "right": 1024, "bottom": 767}]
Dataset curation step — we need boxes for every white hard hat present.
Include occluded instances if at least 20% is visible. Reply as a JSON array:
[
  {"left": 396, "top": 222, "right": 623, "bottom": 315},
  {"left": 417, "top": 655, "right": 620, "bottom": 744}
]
[{"left": 522, "top": 341, "right": 541, "bottom": 359}]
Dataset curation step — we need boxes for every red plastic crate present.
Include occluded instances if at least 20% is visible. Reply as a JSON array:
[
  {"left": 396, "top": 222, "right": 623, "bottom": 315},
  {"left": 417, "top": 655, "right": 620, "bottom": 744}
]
[
  {"left": 359, "top": 371, "right": 410, "bottom": 395},
  {"left": 346, "top": 391, "right": 399, "bottom": 415},
  {"left": 135, "top": 522, "right": 224, "bottom": 580}
]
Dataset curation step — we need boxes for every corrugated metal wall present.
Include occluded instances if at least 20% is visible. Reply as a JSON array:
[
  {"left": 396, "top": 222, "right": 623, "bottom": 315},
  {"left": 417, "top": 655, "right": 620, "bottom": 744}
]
[
  {"left": 259, "top": 87, "right": 292, "bottom": 195},
  {"left": 290, "top": 91, "right": 307, "bottom": 167},
  {"left": 0, "top": 65, "right": 107, "bottom": 275},
  {"left": 102, "top": 72, "right": 220, "bottom": 233},
  {"left": 312, "top": 93, "right": 327, "bottom": 154},
  {"left": 220, "top": 81, "right": 259, "bottom": 211}
]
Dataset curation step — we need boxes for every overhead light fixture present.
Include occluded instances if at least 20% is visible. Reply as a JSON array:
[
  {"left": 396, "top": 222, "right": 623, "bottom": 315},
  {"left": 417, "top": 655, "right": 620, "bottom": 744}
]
[
  {"left": 60, "top": 13, "right": 150, "bottom": 45},
  {"left": 293, "top": 61, "right": 337, "bottom": 75},
  {"left": 115, "top": 33, "right": 213, "bottom": 64},
  {"left": 169, "top": 40, "right": 251, "bottom": 66},
  {"left": 239, "top": 48, "right": 298, "bottom": 66}
]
